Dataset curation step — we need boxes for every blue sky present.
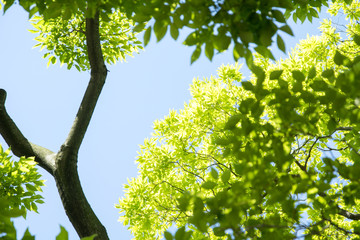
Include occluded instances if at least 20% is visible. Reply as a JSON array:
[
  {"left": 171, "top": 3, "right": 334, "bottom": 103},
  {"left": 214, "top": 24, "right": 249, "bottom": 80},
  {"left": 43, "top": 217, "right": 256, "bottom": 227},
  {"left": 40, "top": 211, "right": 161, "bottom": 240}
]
[{"left": 0, "top": 5, "right": 330, "bottom": 240}]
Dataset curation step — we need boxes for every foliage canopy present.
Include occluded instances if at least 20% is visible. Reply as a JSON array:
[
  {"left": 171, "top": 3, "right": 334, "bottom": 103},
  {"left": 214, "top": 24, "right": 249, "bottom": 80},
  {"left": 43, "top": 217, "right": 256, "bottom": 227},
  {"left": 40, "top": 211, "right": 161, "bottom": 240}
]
[{"left": 118, "top": 1, "right": 360, "bottom": 239}]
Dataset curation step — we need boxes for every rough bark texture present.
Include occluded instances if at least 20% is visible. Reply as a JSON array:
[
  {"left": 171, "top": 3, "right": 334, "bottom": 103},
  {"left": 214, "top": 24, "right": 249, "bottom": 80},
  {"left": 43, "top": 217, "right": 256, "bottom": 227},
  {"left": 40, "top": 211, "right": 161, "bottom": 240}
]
[{"left": 0, "top": 13, "right": 109, "bottom": 240}]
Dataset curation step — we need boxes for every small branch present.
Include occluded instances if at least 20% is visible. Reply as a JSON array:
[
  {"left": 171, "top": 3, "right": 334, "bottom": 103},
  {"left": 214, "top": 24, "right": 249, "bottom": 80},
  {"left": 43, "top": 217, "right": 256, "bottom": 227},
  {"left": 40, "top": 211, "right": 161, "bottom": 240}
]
[{"left": 0, "top": 89, "right": 56, "bottom": 175}]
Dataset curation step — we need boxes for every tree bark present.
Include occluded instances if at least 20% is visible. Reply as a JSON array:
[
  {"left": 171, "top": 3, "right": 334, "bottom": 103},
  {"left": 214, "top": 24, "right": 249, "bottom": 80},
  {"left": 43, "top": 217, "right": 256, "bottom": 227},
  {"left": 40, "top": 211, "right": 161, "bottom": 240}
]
[{"left": 0, "top": 12, "right": 110, "bottom": 240}]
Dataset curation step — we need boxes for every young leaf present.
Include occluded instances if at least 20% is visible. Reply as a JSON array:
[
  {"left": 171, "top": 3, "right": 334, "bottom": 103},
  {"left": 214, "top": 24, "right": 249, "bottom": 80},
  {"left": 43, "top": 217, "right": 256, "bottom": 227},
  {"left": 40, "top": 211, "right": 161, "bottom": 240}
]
[
  {"left": 210, "top": 168, "right": 219, "bottom": 179},
  {"left": 201, "top": 181, "right": 217, "bottom": 189},
  {"left": 56, "top": 226, "right": 68, "bottom": 240},
  {"left": 81, "top": 234, "right": 97, "bottom": 240},
  {"left": 221, "top": 170, "right": 231, "bottom": 183}
]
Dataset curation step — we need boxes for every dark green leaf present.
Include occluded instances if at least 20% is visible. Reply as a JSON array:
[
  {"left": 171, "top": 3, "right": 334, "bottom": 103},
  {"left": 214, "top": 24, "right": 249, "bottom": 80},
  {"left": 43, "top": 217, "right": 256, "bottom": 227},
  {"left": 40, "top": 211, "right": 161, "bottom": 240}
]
[
  {"left": 272, "top": 10, "right": 286, "bottom": 23},
  {"left": 154, "top": 20, "right": 168, "bottom": 42},
  {"left": 133, "top": 23, "right": 146, "bottom": 33},
  {"left": 292, "top": 70, "right": 305, "bottom": 82},
  {"left": 277, "top": 35, "right": 286, "bottom": 53},
  {"left": 308, "top": 67, "right": 317, "bottom": 79},
  {"left": 280, "top": 25, "right": 294, "bottom": 36},
  {"left": 202, "top": 181, "right": 217, "bottom": 189},
  {"left": 164, "top": 231, "right": 173, "bottom": 240},
  {"left": 4, "top": 0, "right": 15, "bottom": 13},
  {"left": 225, "top": 114, "right": 241, "bottom": 130},
  {"left": 170, "top": 24, "right": 179, "bottom": 40},
  {"left": 233, "top": 43, "right": 244, "bottom": 61},
  {"left": 21, "top": 229, "right": 35, "bottom": 240},
  {"left": 143, "top": 27, "right": 151, "bottom": 46},
  {"left": 213, "top": 35, "right": 231, "bottom": 51},
  {"left": 242, "top": 81, "right": 254, "bottom": 91},
  {"left": 175, "top": 226, "right": 186, "bottom": 240},
  {"left": 270, "top": 70, "right": 283, "bottom": 80},
  {"left": 322, "top": 69, "right": 334, "bottom": 79},
  {"left": 354, "top": 34, "right": 360, "bottom": 46},
  {"left": 334, "top": 51, "right": 346, "bottom": 65},
  {"left": 221, "top": 170, "right": 231, "bottom": 184},
  {"left": 183, "top": 32, "right": 197, "bottom": 46},
  {"left": 205, "top": 42, "right": 214, "bottom": 61}
]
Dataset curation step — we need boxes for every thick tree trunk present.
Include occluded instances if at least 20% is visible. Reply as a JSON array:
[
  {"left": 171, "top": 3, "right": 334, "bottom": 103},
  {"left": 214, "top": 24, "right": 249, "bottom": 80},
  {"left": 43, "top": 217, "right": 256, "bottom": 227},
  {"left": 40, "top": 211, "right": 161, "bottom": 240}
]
[{"left": 0, "top": 12, "right": 110, "bottom": 240}]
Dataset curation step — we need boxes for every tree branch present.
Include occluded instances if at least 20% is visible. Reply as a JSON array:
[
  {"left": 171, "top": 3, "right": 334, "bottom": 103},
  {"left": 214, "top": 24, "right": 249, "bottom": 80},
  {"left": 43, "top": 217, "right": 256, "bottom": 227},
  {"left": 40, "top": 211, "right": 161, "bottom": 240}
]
[
  {"left": 62, "top": 12, "right": 107, "bottom": 158},
  {"left": 0, "top": 89, "right": 56, "bottom": 175},
  {"left": 54, "top": 12, "right": 109, "bottom": 240},
  {"left": 337, "top": 207, "right": 360, "bottom": 220}
]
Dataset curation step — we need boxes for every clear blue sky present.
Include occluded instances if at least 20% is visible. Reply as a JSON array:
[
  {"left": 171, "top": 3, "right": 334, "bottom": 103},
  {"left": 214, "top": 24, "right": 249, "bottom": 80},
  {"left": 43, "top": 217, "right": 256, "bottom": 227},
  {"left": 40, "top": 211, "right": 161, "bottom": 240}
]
[{"left": 0, "top": 5, "right": 330, "bottom": 240}]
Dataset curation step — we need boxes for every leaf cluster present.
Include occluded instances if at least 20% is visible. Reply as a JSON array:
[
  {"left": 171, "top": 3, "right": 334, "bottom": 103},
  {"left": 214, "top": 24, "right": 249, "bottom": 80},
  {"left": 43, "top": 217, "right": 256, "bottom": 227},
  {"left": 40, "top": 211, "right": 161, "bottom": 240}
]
[
  {"left": 29, "top": 11, "right": 142, "bottom": 71},
  {"left": 0, "top": 144, "right": 44, "bottom": 217},
  {"left": 118, "top": 0, "right": 328, "bottom": 63},
  {"left": 118, "top": 2, "right": 360, "bottom": 239}
]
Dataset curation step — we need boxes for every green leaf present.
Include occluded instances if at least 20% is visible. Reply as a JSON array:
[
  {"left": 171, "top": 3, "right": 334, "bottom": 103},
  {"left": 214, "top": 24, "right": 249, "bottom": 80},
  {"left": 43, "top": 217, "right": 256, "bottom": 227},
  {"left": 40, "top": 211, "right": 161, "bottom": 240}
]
[
  {"left": 277, "top": 35, "right": 286, "bottom": 53},
  {"left": 270, "top": 70, "right": 283, "bottom": 80},
  {"left": 154, "top": 20, "right": 168, "bottom": 42},
  {"left": 334, "top": 51, "right": 348, "bottom": 66},
  {"left": 272, "top": 10, "right": 286, "bottom": 23},
  {"left": 322, "top": 69, "right": 334, "bottom": 79},
  {"left": 81, "top": 234, "right": 97, "bottom": 240},
  {"left": 143, "top": 27, "right": 151, "bottom": 46},
  {"left": 21, "top": 229, "right": 35, "bottom": 240},
  {"left": 279, "top": 25, "right": 294, "bottom": 36},
  {"left": 233, "top": 43, "right": 244, "bottom": 61},
  {"left": 213, "top": 35, "right": 231, "bottom": 51},
  {"left": 177, "top": 195, "right": 190, "bottom": 211},
  {"left": 201, "top": 181, "right": 217, "bottom": 190},
  {"left": 210, "top": 168, "right": 219, "bottom": 180},
  {"left": 292, "top": 70, "right": 305, "bottom": 82},
  {"left": 164, "top": 231, "right": 173, "bottom": 240},
  {"left": 183, "top": 32, "right": 197, "bottom": 46},
  {"left": 56, "top": 226, "right": 68, "bottom": 240},
  {"left": 4, "top": 0, "right": 15, "bottom": 13},
  {"left": 221, "top": 170, "right": 231, "bottom": 184},
  {"left": 242, "top": 81, "right": 254, "bottom": 91},
  {"left": 225, "top": 114, "right": 241, "bottom": 130},
  {"left": 170, "top": 24, "right": 179, "bottom": 40},
  {"left": 190, "top": 46, "right": 201, "bottom": 64},
  {"left": 353, "top": 34, "right": 360, "bottom": 46},
  {"left": 175, "top": 226, "right": 186, "bottom": 240},
  {"left": 133, "top": 23, "right": 146, "bottom": 33},
  {"left": 308, "top": 67, "right": 317, "bottom": 79},
  {"left": 205, "top": 42, "right": 214, "bottom": 61}
]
